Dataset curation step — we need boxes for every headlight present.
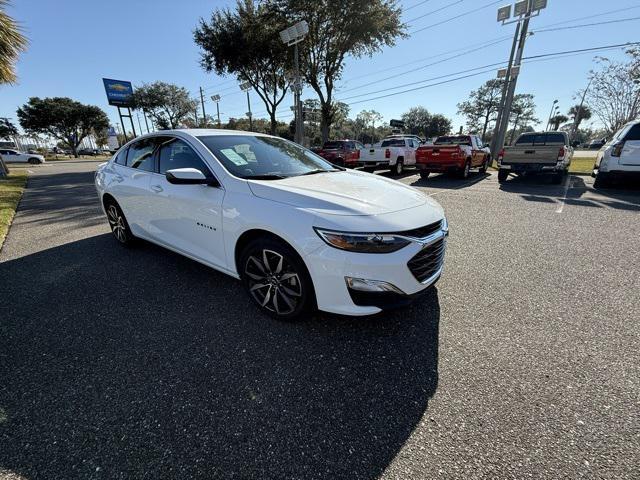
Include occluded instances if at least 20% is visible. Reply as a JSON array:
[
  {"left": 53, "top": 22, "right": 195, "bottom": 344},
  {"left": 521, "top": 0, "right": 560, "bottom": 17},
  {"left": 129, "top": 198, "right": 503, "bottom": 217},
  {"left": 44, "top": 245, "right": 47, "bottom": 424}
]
[{"left": 314, "top": 227, "right": 411, "bottom": 253}]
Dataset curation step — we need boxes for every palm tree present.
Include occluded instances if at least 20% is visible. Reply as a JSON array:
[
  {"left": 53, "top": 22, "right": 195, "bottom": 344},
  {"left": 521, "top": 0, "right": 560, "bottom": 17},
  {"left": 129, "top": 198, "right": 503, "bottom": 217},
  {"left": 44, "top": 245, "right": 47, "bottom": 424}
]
[
  {"left": 0, "top": 0, "right": 28, "bottom": 84},
  {"left": 549, "top": 114, "right": 569, "bottom": 131},
  {"left": 568, "top": 104, "right": 592, "bottom": 130}
]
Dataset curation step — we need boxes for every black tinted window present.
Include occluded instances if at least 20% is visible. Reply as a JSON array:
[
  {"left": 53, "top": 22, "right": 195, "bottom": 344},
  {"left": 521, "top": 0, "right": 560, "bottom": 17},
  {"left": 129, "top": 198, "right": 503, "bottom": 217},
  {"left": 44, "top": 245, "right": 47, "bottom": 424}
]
[
  {"left": 159, "top": 138, "right": 211, "bottom": 175},
  {"left": 114, "top": 147, "right": 127, "bottom": 165},
  {"left": 323, "top": 141, "right": 346, "bottom": 149},
  {"left": 515, "top": 134, "right": 536, "bottom": 145},
  {"left": 126, "top": 139, "right": 155, "bottom": 171},
  {"left": 381, "top": 139, "right": 405, "bottom": 147},
  {"left": 544, "top": 133, "right": 565, "bottom": 144},
  {"left": 625, "top": 124, "right": 640, "bottom": 141}
]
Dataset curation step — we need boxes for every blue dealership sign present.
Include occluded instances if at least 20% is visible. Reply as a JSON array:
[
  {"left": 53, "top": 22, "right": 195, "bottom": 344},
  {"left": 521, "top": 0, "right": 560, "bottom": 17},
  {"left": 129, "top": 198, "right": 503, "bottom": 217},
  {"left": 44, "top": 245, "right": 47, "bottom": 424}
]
[{"left": 102, "top": 78, "right": 133, "bottom": 107}]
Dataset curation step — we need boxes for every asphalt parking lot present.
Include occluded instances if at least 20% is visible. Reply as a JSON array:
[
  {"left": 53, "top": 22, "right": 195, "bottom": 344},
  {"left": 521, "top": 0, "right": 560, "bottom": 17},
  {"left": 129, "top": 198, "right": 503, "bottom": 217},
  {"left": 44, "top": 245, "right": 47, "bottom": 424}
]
[{"left": 1, "top": 159, "right": 639, "bottom": 479}]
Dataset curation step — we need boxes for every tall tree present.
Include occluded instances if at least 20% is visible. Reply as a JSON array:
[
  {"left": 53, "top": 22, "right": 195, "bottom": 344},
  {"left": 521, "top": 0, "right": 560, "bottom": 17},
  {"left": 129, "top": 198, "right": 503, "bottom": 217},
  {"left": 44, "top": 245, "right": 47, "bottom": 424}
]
[
  {"left": 568, "top": 104, "right": 592, "bottom": 130},
  {"left": 401, "top": 106, "right": 431, "bottom": 137},
  {"left": 508, "top": 94, "right": 538, "bottom": 143},
  {"left": 0, "top": 0, "right": 27, "bottom": 85},
  {"left": 195, "top": 0, "right": 290, "bottom": 135},
  {"left": 130, "top": 82, "right": 197, "bottom": 130},
  {"left": 426, "top": 114, "right": 452, "bottom": 138},
  {"left": 17, "top": 97, "right": 109, "bottom": 157},
  {"left": 273, "top": 0, "right": 405, "bottom": 142},
  {"left": 457, "top": 79, "right": 504, "bottom": 142},
  {"left": 549, "top": 114, "right": 569, "bottom": 131},
  {"left": 587, "top": 52, "right": 640, "bottom": 135}
]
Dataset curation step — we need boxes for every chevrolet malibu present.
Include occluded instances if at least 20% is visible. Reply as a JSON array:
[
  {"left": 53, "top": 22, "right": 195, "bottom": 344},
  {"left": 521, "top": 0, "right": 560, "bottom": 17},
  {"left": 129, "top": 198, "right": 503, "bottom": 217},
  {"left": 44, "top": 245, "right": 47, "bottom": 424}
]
[{"left": 95, "top": 130, "right": 448, "bottom": 320}]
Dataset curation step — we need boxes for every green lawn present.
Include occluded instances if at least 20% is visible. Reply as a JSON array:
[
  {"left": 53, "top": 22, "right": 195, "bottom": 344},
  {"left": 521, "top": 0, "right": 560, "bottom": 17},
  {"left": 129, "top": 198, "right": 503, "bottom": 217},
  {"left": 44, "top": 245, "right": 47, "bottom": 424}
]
[{"left": 0, "top": 170, "right": 27, "bottom": 249}]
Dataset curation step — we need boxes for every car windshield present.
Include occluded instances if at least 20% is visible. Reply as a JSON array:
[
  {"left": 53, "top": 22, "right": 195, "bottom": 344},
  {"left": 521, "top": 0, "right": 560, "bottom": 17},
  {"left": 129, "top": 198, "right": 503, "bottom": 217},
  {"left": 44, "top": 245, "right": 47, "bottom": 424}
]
[
  {"left": 198, "top": 135, "right": 339, "bottom": 179},
  {"left": 435, "top": 136, "right": 470, "bottom": 146}
]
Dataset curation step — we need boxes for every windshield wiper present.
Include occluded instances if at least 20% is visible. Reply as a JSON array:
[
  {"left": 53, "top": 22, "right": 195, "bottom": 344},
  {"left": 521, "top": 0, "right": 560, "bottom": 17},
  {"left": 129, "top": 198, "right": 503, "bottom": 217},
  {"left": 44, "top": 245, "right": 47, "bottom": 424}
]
[
  {"left": 299, "top": 168, "right": 342, "bottom": 176},
  {"left": 245, "top": 174, "right": 287, "bottom": 180}
]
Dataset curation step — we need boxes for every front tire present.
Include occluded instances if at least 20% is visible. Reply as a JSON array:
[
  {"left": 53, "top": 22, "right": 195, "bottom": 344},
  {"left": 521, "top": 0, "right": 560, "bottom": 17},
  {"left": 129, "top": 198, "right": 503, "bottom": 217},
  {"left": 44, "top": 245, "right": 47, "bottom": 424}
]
[
  {"left": 594, "top": 172, "right": 610, "bottom": 189},
  {"left": 28, "top": 158, "right": 41, "bottom": 165},
  {"left": 105, "top": 200, "right": 135, "bottom": 246},
  {"left": 239, "top": 237, "right": 315, "bottom": 320},
  {"left": 498, "top": 169, "right": 509, "bottom": 183}
]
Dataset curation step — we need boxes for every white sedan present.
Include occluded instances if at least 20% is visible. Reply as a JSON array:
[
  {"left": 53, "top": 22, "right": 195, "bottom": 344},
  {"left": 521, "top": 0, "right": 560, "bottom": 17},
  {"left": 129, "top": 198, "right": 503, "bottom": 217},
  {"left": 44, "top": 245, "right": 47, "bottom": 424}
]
[
  {"left": 95, "top": 130, "right": 448, "bottom": 320},
  {"left": 0, "top": 148, "right": 46, "bottom": 164}
]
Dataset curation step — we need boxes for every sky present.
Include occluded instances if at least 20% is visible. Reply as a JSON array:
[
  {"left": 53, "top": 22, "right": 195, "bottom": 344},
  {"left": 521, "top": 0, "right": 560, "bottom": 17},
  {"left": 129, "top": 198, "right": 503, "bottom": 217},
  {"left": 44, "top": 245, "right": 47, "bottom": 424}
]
[{"left": 2, "top": 0, "right": 639, "bottom": 136}]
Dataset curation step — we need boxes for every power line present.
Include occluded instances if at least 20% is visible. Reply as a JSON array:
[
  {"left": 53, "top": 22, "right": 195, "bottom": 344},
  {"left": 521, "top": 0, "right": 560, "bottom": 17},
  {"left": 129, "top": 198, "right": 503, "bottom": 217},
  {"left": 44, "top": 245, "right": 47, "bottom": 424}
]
[
  {"left": 406, "top": 0, "right": 464, "bottom": 24},
  {"left": 410, "top": 0, "right": 503, "bottom": 34},
  {"left": 534, "top": 16, "right": 640, "bottom": 33},
  {"left": 338, "top": 36, "right": 511, "bottom": 94},
  {"left": 339, "top": 41, "right": 639, "bottom": 103},
  {"left": 403, "top": 0, "right": 433, "bottom": 13},
  {"left": 538, "top": 4, "right": 640, "bottom": 29}
]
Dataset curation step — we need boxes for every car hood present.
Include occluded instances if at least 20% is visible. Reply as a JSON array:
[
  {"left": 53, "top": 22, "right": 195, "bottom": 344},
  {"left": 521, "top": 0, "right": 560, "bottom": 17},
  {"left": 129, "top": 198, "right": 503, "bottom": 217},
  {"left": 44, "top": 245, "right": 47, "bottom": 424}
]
[{"left": 247, "top": 170, "right": 430, "bottom": 216}]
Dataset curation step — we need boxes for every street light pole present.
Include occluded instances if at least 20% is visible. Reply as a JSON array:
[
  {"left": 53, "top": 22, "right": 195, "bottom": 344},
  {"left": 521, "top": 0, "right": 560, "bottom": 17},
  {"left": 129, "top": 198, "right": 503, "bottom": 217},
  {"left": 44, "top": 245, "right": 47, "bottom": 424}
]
[
  {"left": 545, "top": 99, "right": 558, "bottom": 130},
  {"left": 211, "top": 95, "right": 222, "bottom": 128},
  {"left": 280, "top": 21, "right": 309, "bottom": 146},
  {"left": 240, "top": 82, "right": 253, "bottom": 131}
]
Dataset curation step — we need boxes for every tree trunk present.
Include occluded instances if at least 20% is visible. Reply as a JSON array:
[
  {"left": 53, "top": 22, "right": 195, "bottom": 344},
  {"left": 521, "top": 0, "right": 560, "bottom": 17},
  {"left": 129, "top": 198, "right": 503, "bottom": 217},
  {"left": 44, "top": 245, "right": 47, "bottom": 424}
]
[
  {"left": 72, "top": 145, "right": 79, "bottom": 158},
  {"left": 320, "top": 103, "right": 332, "bottom": 144},
  {"left": 481, "top": 113, "right": 491, "bottom": 142},
  {"left": 0, "top": 157, "right": 9, "bottom": 177},
  {"left": 269, "top": 110, "right": 277, "bottom": 135},
  {"left": 509, "top": 115, "right": 520, "bottom": 145}
]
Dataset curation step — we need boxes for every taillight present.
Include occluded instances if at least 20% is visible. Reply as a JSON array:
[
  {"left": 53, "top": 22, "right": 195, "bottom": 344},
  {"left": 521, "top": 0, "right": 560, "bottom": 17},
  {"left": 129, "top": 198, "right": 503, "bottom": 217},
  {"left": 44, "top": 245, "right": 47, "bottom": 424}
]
[
  {"left": 385, "top": 148, "right": 390, "bottom": 159},
  {"left": 354, "top": 150, "right": 360, "bottom": 160},
  {"left": 611, "top": 141, "right": 625, "bottom": 157},
  {"left": 557, "top": 146, "right": 565, "bottom": 160},
  {"left": 497, "top": 149, "right": 505, "bottom": 161}
]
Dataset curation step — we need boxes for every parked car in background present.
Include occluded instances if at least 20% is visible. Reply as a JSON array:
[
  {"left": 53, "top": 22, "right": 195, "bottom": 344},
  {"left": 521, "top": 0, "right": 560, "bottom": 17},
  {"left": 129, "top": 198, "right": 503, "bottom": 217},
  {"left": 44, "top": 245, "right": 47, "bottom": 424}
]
[
  {"left": 497, "top": 131, "right": 572, "bottom": 184},
  {"left": 0, "top": 148, "right": 45, "bottom": 164},
  {"left": 78, "top": 148, "right": 101, "bottom": 156},
  {"left": 415, "top": 135, "right": 490, "bottom": 179},
  {"left": 587, "top": 138, "right": 607, "bottom": 150},
  {"left": 95, "top": 129, "right": 448, "bottom": 320},
  {"left": 592, "top": 120, "right": 640, "bottom": 188},
  {"left": 362, "top": 135, "right": 421, "bottom": 175},
  {"left": 314, "top": 140, "right": 365, "bottom": 168}
]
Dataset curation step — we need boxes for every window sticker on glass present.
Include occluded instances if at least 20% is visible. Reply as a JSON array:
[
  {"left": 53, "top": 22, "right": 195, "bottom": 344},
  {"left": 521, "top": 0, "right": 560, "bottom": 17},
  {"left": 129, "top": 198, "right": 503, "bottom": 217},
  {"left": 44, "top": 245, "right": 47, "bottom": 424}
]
[{"left": 220, "top": 148, "right": 249, "bottom": 166}]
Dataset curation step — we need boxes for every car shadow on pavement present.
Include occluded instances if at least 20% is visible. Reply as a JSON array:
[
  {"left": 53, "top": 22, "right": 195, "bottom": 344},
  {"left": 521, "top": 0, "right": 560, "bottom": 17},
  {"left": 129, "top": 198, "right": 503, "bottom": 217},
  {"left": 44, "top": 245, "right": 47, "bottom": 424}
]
[
  {"left": 409, "top": 171, "right": 490, "bottom": 190},
  {"left": 0, "top": 234, "right": 440, "bottom": 479}
]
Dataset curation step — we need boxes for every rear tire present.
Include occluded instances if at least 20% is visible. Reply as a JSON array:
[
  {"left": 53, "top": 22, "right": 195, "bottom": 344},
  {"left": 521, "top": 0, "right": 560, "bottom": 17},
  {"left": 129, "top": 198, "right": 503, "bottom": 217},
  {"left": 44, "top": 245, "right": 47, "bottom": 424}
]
[
  {"left": 105, "top": 200, "right": 136, "bottom": 246},
  {"left": 459, "top": 159, "right": 471, "bottom": 179},
  {"left": 497, "top": 169, "right": 509, "bottom": 183},
  {"left": 594, "top": 172, "right": 610, "bottom": 189},
  {"left": 551, "top": 171, "right": 564, "bottom": 185},
  {"left": 479, "top": 156, "right": 490, "bottom": 174},
  {"left": 419, "top": 171, "right": 430, "bottom": 179},
  {"left": 394, "top": 158, "right": 404, "bottom": 176},
  {"left": 239, "top": 237, "right": 315, "bottom": 321}
]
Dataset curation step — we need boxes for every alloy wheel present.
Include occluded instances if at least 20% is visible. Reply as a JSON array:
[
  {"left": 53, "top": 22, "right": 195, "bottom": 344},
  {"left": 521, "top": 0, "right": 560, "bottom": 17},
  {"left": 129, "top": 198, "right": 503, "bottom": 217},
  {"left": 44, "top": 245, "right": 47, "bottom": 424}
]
[
  {"left": 244, "top": 249, "right": 302, "bottom": 315},
  {"left": 107, "top": 204, "right": 127, "bottom": 243}
]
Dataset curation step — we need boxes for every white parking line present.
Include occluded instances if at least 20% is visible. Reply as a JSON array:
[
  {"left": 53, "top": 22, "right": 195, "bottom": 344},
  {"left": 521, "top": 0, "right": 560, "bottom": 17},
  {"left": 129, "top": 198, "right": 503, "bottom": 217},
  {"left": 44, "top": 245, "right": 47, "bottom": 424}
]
[{"left": 555, "top": 175, "right": 572, "bottom": 214}]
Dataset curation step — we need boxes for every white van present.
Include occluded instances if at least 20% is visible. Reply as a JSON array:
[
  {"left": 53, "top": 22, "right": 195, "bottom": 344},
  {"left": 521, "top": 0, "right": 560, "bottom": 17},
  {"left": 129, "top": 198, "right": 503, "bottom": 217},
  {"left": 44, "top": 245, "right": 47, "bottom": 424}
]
[{"left": 593, "top": 120, "right": 640, "bottom": 187}]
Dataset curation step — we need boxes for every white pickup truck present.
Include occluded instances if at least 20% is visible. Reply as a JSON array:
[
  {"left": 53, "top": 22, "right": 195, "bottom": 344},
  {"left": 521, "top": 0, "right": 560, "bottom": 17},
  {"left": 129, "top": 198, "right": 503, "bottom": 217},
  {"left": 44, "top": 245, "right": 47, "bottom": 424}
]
[{"left": 361, "top": 136, "right": 422, "bottom": 176}]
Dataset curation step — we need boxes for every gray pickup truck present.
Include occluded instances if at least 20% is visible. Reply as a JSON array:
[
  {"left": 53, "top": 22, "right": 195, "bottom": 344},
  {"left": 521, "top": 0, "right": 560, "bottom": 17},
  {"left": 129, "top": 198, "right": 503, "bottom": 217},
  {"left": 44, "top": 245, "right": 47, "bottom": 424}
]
[{"left": 497, "top": 131, "right": 573, "bottom": 184}]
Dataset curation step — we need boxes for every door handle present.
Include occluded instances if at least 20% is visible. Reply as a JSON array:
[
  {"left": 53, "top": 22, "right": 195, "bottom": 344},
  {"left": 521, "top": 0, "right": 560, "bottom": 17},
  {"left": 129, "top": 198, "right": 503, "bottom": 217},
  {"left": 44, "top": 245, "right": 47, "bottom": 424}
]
[{"left": 151, "top": 185, "right": 163, "bottom": 193}]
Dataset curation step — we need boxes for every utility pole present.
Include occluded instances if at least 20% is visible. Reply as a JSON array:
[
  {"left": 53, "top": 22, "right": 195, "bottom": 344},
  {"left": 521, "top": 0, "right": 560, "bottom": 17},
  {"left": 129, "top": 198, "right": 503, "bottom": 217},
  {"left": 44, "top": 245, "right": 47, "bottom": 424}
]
[
  {"left": 240, "top": 82, "right": 253, "bottom": 131},
  {"left": 211, "top": 95, "right": 221, "bottom": 128},
  {"left": 545, "top": 99, "right": 559, "bottom": 130},
  {"left": 570, "top": 78, "right": 593, "bottom": 142},
  {"left": 490, "top": 21, "right": 520, "bottom": 156},
  {"left": 491, "top": 0, "right": 547, "bottom": 155},
  {"left": 280, "top": 21, "right": 309, "bottom": 145},
  {"left": 199, "top": 86, "right": 207, "bottom": 127}
]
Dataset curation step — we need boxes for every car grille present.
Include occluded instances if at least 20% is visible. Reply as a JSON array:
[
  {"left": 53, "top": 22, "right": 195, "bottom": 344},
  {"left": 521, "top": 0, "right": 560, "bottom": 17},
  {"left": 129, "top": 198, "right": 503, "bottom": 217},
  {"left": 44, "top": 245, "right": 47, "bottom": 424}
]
[
  {"left": 398, "top": 220, "right": 442, "bottom": 239},
  {"left": 407, "top": 237, "right": 446, "bottom": 283}
]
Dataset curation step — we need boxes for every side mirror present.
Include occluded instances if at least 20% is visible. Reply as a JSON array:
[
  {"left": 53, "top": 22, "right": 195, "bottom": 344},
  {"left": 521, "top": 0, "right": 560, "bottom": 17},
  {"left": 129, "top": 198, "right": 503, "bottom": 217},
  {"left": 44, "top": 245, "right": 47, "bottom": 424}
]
[{"left": 165, "top": 168, "right": 218, "bottom": 186}]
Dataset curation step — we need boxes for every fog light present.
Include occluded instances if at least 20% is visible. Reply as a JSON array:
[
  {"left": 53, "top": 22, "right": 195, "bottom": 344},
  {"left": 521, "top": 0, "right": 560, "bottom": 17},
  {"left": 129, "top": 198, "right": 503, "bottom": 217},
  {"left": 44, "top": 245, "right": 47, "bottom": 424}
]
[{"left": 345, "top": 277, "right": 405, "bottom": 294}]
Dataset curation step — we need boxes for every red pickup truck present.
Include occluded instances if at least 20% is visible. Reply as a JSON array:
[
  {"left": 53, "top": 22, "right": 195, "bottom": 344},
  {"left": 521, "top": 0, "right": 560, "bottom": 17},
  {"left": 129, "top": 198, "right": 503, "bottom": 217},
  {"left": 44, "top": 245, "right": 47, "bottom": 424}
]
[
  {"left": 415, "top": 135, "right": 491, "bottom": 179},
  {"left": 313, "top": 140, "right": 365, "bottom": 168}
]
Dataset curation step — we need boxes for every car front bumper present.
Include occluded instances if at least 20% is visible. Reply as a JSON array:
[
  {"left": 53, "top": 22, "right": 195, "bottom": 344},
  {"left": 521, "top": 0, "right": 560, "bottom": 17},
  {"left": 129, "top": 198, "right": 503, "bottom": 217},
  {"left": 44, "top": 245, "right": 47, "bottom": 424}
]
[{"left": 305, "top": 225, "right": 448, "bottom": 316}]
